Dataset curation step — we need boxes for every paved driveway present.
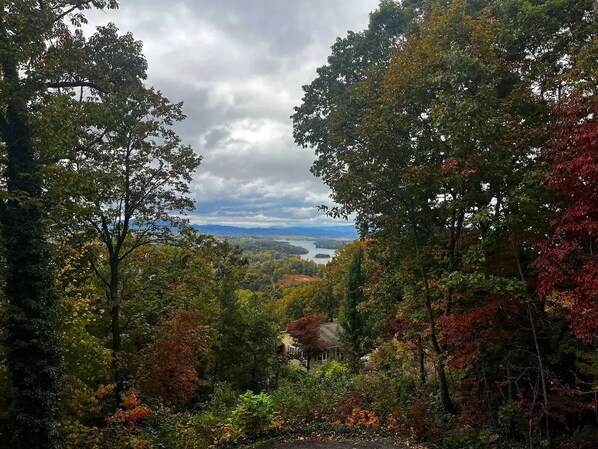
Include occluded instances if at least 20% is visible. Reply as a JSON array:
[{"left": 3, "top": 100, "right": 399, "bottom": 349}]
[{"left": 255, "top": 437, "right": 416, "bottom": 449}]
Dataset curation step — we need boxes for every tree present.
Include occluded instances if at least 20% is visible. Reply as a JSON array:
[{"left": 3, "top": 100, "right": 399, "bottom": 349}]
[
  {"left": 0, "top": 2, "right": 147, "bottom": 447},
  {"left": 534, "top": 95, "right": 598, "bottom": 343},
  {"left": 141, "top": 311, "right": 208, "bottom": 406},
  {"left": 242, "top": 293, "right": 280, "bottom": 392},
  {"left": 292, "top": 0, "right": 573, "bottom": 416},
  {"left": 49, "top": 86, "right": 201, "bottom": 400},
  {"left": 340, "top": 245, "right": 366, "bottom": 370},
  {"left": 213, "top": 258, "right": 246, "bottom": 387},
  {"left": 287, "top": 314, "right": 325, "bottom": 371}
]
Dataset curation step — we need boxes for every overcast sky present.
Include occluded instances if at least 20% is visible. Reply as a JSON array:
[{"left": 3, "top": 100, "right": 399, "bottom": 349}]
[{"left": 86, "top": 1, "right": 379, "bottom": 227}]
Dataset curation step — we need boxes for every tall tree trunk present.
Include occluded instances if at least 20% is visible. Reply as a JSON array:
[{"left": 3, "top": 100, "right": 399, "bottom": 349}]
[
  {"left": 411, "top": 221, "right": 456, "bottom": 414},
  {"left": 513, "top": 248, "right": 551, "bottom": 448},
  {"left": 0, "top": 81, "right": 62, "bottom": 447},
  {"left": 445, "top": 208, "right": 464, "bottom": 319},
  {"left": 250, "top": 353, "right": 258, "bottom": 392},
  {"left": 418, "top": 335, "right": 426, "bottom": 385},
  {"left": 109, "top": 255, "right": 123, "bottom": 404}
]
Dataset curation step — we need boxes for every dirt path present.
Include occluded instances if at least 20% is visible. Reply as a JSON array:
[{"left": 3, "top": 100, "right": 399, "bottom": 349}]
[{"left": 254, "top": 437, "right": 420, "bottom": 449}]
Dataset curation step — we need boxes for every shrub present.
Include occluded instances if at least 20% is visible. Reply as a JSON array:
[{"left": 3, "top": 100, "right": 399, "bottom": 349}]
[
  {"left": 272, "top": 361, "right": 355, "bottom": 424},
  {"left": 302, "top": 361, "right": 354, "bottom": 420},
  {"left": 141, "top": 408, "right": 212, "bottom": 449},
  {"left": 210, "top": 382, "right": 238, "bottom": 417},
  {"left": 352, "top": 370, "right": 416, "bottom": 421},
  {"left": 230, "top": 391, "right": 274, "bottom": 436},
  {"left": 270, "top": 380, "right": 310, "bottom": 424},
  {"left": 346, "top": 408, "right": 380, "bottom": 428}
]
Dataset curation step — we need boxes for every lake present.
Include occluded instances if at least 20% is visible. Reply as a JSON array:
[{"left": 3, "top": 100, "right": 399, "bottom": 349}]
[{"left": 278, "top": 239, "right": 337, "bottom": 265}]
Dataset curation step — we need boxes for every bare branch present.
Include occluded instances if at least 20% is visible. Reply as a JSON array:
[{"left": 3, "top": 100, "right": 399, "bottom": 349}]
[
  {"left": 118, "top": 228, "right": 154, "bottom": 262},
  {"left": 46, "top": 81, "right": 107, "bottom": 94},
  {"left": 87, "top": 252, "right": 110, "bottom": 288},
  {"left": 52, "top": 1, "right": 93, "bottom": 23}
]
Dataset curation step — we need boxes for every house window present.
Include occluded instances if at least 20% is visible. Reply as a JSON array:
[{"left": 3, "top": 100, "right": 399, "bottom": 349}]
[
  {"left": 288, "top": 345, "right": 301, "bottom": 356},
  {"left": 317, "top": 350, "right": 329, "bottom": 361}
]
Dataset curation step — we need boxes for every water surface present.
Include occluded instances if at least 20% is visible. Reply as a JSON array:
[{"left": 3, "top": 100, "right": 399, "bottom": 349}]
[{"left": 278, "top": 239, "right": 336, "bottom": 265}]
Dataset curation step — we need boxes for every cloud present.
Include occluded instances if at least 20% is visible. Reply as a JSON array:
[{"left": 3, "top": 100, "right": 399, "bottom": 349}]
[{"left": 85, "top": 0, "right": 379, "bottom": 226}]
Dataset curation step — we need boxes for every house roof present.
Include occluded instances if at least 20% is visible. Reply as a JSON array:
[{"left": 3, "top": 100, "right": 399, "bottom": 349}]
[{"left": 319, "top": 322, "right": 339, "bottom": 348}]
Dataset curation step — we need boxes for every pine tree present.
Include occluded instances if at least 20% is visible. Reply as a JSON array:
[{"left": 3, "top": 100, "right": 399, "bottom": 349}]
[{"left": 340, "top": 246, "right": 366, "bottom": 370}]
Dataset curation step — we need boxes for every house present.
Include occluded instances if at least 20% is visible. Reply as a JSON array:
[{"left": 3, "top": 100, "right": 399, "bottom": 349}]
[{"left": 281, "top": 321, "right": 342, "bottom": 370}]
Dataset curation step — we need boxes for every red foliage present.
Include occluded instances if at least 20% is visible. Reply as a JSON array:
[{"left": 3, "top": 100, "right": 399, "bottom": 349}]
[
  {"left": 382, "top": 315, "right": 417, "bottom": 340},
  {"left": 107, "top": 391, "right": 151, "bottom": 431},
  {"left": 533, "top": 95, "right": 598, "bottom": 343},
  {"left": 339, "top": 393, "right": 362, "bottom": 418},
  {"left": 287, "top": 314, "right": 326, "bottom": 352},
  {"left": 438, "top": 296, "right": 514, "bottom": 370},
  {"left": 407, "top": 395, "right": 440, "bottom": 439},
  {"left": 141, "top": 311, "right": 205, "bottom": 405},
  {"left": 441, "top": 155, "right": 483, "bottom": 177},
  {"left": 120, "top": 391, "right": 142, "bottom": 409}
]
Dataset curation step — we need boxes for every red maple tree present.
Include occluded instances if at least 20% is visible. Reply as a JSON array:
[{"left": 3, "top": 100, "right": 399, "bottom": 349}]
[
  {"left": 438, "top": 296, "right": 515, "bottom": 371},
  {"left": 287, "top": 314, "right": 325, "bottom": 370},
  {"left": 534, "top": 95, "right": 598, "bottom": 343}
]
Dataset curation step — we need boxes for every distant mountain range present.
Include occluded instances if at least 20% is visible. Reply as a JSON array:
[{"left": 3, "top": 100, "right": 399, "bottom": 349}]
[{"left": 192, "top": 224, "right": 358, "bottom": 239}]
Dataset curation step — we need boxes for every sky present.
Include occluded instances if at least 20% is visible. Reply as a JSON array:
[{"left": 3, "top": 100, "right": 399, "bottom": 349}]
[{"left": 85, "top": 0, "right": 380, "bottom": 228}]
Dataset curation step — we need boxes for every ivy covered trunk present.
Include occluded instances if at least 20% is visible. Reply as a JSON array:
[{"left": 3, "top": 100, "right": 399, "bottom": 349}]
[{"left": 0, "top": 66, "right": 61, "bottom": 448}]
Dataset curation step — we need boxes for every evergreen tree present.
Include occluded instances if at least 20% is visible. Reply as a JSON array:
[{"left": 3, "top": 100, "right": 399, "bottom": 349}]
[{"left": 340, "top": 246, "right": 366, "bottom": 370}]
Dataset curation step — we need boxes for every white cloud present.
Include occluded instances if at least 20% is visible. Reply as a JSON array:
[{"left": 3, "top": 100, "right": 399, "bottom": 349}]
[{"left": 85, "top": 0, "right": 380, "bottom": 226}]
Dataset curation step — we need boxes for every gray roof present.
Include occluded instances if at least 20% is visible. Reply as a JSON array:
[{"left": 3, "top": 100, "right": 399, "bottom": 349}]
[{"left": 319, "top": 322, "right": 339, "bottom": 348}]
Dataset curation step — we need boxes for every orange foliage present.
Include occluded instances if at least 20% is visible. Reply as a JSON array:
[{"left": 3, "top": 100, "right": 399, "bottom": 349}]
[
  {"left": 278, "top": 274, "right": 317, "bottom": 287},
  {"left": 345, "top": 408, "right": 380, "bottom": 428},
  {"left": 107, "top": 391, "right": 151, "bottom": 431},
  {"left": 141, "top": 311, "right": 206, "bottom": 406}
]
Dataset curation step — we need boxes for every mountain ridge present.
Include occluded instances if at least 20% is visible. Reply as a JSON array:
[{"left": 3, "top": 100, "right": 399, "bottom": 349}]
[{"left": 191, "top": 224, "right": 358, "bottom": 239}]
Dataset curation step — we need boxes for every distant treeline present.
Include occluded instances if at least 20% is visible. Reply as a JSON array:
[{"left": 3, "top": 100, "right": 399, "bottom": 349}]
[
  {"left": 235, "top": 238, "right": 308, "bottom": 256},
  {"left": 314, "top": 239, "right": 349, "bottom": 249}
]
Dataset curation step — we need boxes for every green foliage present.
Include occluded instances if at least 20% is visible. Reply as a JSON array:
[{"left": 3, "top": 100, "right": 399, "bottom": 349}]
[
  {"left": 242, "top": 255, "right": 325, "bottom": 291},
  {"left": 272, "top": 361, "right": 355, "bottom": 424},
  {"left": 230, "top": 391, "right": 274, "bottom": 436},
  {"left": 275, "top": 280, "right": 337, "bottom": 325},
  {"left": 270, "top": 381, "right": 308, "bottom": 423},
  {"left": 356, "top": 343, "right": 418, "bottom": 420},
  {"left": 59, "top": 292, "right": 111, "bottom": 422},
  {"left": 236, "top": 238, "right": 308, "bottom": 257},
  {"left": 340, "top": 245, "right": 367, "bottom": 368},
  {"left": 497, "top": 399, "right": 527, "bottom": 434},
  {"left": 314, "top": 239, "right": 348, "bottom": 250},
  {"left": 292, "top": 0, "right": 598, "bottom": 446},
  {"left": 210, "top": 382, "right": 239, "bottom": 417},
  {"left": 2, "top": 2, "right": 597, "bottom": 449}
]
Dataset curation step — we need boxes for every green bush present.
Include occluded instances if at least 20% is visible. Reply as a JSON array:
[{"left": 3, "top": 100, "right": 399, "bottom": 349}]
[
  {"left": 353, "top": 370, "right": 416, "bottom": 420},
  {"left": 230, "top": 391, "right": 274, "bottom": 436},
  {"left": 271, "top": 380, "right": 310, "bottom": 423},
  {"left": 211, "top": 382, "right": 238, "bottom": 417},
  {"left": 272, "top": 361, "right": 355, "bottom": 424},
  {"left": 304, "top": 361, "right": 354, "bottom": 418},
  {"left": 141, "top": 408, "right": 210, "bottom": 449}
]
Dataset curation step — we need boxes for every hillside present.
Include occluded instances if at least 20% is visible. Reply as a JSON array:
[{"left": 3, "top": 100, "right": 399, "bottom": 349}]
[{"left": 192, "top": 224, "right": 358, "bottom": 239}]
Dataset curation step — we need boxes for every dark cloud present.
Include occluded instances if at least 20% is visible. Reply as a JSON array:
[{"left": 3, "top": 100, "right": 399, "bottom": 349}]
[{"left": 86, "top": 0, "right": 379, "bottom": 226}]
